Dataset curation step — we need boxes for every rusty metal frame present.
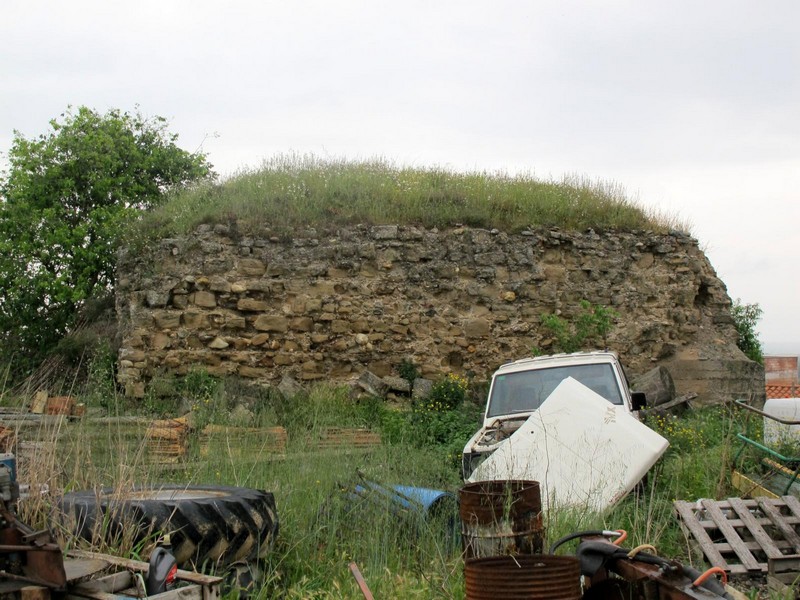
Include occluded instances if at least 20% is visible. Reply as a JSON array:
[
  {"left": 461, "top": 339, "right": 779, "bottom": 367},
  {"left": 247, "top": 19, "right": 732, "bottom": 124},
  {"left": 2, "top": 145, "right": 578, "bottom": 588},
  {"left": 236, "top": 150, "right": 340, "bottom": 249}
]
[
  {"left": 584, "top": 539, "right": 729, "bottom": 600},
  {"left": 65, "top": 550, "right": 222, "bottom": 600},
  {"left": 0, "top": 500, "right": 67, "bottom": 590}
]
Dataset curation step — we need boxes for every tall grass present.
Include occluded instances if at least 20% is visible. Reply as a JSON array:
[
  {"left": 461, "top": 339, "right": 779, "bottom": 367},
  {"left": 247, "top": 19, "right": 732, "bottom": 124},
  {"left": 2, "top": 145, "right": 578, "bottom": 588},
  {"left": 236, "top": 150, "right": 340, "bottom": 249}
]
[
  {"left": 130, "top": 155, "right": 690, "bottom": 243},
  {"left": 4, "top": 374, "right": 747, "bottom": 598}
]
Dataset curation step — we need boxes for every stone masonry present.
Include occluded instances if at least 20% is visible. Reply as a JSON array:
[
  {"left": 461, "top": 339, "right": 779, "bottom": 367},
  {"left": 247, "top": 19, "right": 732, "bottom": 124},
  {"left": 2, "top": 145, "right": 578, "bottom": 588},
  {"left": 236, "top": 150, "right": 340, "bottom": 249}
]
[{"left": 115, "top": 223, "right": 764, "bottom": 404}]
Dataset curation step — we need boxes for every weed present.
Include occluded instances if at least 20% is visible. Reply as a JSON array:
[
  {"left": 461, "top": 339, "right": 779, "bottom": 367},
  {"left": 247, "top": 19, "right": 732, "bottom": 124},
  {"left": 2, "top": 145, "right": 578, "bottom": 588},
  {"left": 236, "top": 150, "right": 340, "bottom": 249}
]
[
  {"left": 6, "top": 376, "right": 762, "bottom": 597},
  {"left": 82, "top": 340, "right": 118, "bottom": 409},
  {"left": 538, "top": 300, "right": 619, "bottom": 354},
  {"left": 180, "top": 368, "right": 222, "bottom": 400},
  {"left": 398, "top": 359, "right": 419, "bottom": 386}
]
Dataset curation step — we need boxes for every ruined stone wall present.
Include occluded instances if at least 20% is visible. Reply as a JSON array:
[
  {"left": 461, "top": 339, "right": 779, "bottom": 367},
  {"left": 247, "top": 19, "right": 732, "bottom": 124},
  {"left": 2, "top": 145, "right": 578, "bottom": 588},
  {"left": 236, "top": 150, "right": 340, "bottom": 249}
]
[{"left": 116, "top": 223, "right": 763, "bottom": 403}]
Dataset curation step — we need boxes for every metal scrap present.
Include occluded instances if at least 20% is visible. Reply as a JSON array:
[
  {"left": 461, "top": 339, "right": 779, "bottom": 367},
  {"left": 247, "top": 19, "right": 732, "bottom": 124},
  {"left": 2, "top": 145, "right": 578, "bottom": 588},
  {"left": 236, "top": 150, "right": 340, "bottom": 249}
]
[{"left": 459, "top": 480, "right": 543, "bottom": 559}]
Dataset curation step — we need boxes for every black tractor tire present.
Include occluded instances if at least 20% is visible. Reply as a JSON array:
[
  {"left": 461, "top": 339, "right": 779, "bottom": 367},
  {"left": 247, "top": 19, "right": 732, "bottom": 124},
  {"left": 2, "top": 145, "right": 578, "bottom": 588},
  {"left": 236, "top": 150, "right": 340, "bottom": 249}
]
[{"left": 56, "top": 484, "right": 278, "bottom": 568}]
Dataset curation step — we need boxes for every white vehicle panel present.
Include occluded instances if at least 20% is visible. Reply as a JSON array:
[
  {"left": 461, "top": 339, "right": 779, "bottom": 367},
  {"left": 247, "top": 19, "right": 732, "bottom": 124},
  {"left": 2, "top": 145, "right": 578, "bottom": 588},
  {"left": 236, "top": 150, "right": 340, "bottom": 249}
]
[
  {"left": 469, "top": 377, "right": 668, "bottom": 512},
  {"left": 763, "top": 398, "right": 800, "bottom": 447}
]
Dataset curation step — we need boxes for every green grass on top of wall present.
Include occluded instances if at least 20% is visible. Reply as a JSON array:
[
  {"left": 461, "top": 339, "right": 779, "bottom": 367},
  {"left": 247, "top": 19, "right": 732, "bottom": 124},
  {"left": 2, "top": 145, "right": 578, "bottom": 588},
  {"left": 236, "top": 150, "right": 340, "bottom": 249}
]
[{"left": 131, "top": 154, "right": 691, "bottom": 241}]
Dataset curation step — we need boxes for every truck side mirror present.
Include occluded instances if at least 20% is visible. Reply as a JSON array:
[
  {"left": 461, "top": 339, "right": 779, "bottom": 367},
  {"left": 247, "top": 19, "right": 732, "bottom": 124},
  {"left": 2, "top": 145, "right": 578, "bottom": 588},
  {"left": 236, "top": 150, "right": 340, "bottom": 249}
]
[{"left": 631, "top": 392, "right": 647, "bottom": 411}]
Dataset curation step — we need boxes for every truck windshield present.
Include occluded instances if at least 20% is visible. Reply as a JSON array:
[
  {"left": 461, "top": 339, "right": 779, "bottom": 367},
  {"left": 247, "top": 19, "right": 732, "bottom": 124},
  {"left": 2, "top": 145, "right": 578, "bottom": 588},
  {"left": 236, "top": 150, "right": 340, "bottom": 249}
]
[{"left": 486, "top": 363, "right": 624, "bottom": 417}]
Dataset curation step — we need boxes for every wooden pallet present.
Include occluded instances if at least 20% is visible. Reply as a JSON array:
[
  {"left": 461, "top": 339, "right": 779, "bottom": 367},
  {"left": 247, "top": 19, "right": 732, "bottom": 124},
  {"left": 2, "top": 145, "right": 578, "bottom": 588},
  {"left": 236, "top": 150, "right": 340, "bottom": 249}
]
[
  {"left": 315, "top": 428, "right": 381, "bottom": 450},
  {"left": 674, "top": 496, "right": 800, "bottom": 575},
  {"left": 200, "top": 425, "right": 288, "bottom": 458},
  {"left": 145, "top": 418, "right": 189, "bottom": 463}
]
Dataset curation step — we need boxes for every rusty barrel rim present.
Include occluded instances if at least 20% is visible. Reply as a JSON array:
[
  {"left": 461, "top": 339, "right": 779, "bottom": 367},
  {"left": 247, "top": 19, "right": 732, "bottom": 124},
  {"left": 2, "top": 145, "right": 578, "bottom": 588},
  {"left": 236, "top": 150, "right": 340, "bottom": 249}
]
[
  {"left": 464, "top": 554, "right": 581, "bottom": 600},
  {"left": 459, "top": 480, "right": 542, "bottom": 523}
]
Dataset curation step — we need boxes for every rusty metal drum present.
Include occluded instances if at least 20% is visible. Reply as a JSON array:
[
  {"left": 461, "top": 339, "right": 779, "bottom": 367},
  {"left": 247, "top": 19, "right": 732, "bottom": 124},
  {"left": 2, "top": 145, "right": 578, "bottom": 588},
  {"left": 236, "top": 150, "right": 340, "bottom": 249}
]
[{"left": 459, "top": 480, "right": 543, "bottom": 559}]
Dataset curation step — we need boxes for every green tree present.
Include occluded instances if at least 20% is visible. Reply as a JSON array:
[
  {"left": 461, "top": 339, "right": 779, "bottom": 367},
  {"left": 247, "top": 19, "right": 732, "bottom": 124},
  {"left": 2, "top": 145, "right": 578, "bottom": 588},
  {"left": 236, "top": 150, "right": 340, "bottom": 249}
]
[
  {"left": 731, "top": 299, "right": 764, "bottom": 364},
  {"left": 0, "top": 106, "right": 213, "bottom": 375}
]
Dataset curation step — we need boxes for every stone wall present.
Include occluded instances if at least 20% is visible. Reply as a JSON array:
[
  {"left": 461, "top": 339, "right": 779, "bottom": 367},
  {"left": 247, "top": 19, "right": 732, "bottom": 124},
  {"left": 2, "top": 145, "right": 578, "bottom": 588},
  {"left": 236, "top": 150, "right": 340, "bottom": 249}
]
[{"left": 116, "top": 223, "right": 763, "bottom": 403}]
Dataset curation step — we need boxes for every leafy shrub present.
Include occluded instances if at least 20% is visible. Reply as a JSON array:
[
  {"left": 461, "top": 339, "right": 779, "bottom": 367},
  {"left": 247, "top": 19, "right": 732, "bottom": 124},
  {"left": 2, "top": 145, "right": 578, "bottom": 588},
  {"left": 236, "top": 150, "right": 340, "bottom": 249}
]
[
  {"left": 379, "top": 374, "right": 482, "bottom": 468},
  {"left": 538, "top": 300, "right": 618, "bottom": 353},
  {"left": 731, "top": 299, "right": 764, "bottom": 364},
  {"left": 648, "top": 413, "right": 708, "bottom": 453},
  {"left": 416, "top": 373, "right": 469, "bottom": 412},
  {"left": 378, "top": 409, "right": 412, "bottom": 445},
  {"left": 52, "top": 330, "right": 102, "bottom": 368},
  {"left": 409, "top": 408, "right": 483, "bottom": 459},
  {"left": 398, "top": 358, "right": 419, "bottom": 385}
]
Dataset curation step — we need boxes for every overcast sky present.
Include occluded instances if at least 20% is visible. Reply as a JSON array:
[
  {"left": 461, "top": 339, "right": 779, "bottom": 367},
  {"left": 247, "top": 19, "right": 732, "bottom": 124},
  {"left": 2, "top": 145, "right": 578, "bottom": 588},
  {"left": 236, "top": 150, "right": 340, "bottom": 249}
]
[{"left": 2, "top": 1, "right": 799, "bottom": 354}]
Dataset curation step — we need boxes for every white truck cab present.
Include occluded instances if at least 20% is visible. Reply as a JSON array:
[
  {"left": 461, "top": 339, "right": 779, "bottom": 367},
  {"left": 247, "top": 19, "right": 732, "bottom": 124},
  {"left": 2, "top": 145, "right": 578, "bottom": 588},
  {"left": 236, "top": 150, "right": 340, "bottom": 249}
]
[{"left": 462, "top": 351, "right": 646, "bottom": 480}]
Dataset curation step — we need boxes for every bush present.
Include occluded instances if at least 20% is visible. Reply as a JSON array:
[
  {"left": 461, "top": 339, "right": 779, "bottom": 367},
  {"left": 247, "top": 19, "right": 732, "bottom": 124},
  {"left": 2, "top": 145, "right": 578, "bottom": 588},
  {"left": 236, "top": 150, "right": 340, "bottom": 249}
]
[
  {"left": 417, "top": 373, "right": 469, "bottom": 413},
  {"left": 731, "top": 299, "right": 764, "bottom": 364},
  {"left": 398, "top": 358, "right": 419, "bottom": 385},
  {"left": 378, "top": 374, "right": 482, "bottom": 468},
  {"left": 538, "top": 300, "right": 618, "bottom": 353}
]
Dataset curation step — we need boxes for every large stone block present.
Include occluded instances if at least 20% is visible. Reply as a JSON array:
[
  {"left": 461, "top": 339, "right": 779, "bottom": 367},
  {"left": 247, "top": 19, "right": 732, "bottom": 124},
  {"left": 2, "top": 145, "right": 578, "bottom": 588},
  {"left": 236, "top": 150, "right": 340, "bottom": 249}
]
[
  {"left": 225, "top": 315, "right": 246, "bottom": 329},
  {"left": 245, "top": 280, "right": 272, "bottom": 293},
  {"left": 239, "top": 366, "right": 268, "bottom": 378},
  {"left": 238, "top": 298, "right": 270, "bottom": 312},
  {"left": 153, "top": 311, "right": 181, "bottom": 330},
  {"left": 291, "top": 317, "right": 314, "bottom": 332},
  {"left": 464, "top": 318, "right": 491, "bottom": 339},
  {"left": 357, "top": 371, "right": 388, "bottom": 396},
  {"left": 204, "top": 257, "right": 233, "bottom": 274},
  {"left": 145, "top": 290, "right": 170, "bottom": 308},
  {"left": 351, "top": 319, "right": 370, "bottom": 333},
  {"left": 238, "top": 258, "right": 266, "bottom": 276},
  {"left": 208, "top": 337, "right": 229, "bottom": 349},
  {"left": 250, "top": 333, "right": 270, "bottom": 346},
  {"left": 331, "top": 320, "right": 350, "bottom": 333},
  {"left": 120, "top": 349, "right": 146, "bottom": 362},
  {"left": 267, "top": 262, "right": 288, "bottom": 276},
  {"left": 209, "top": 277, "right": 232, "bottom": 292},
  {"left": 274, "top": 353, "right": 294, "bottom": 366},
  {"left": 372, "top": 225, "right": 398, "bottom": 240},
  {"left": 192, "top": 291, "right": 217, "bottom": 308},
  {"left": 254, "top": 315, "right": 289, "bottom": 332},
  {"left": 171, "top": 294, "right": 188, "bottom": 309},
  {"left": 277, "top": 375, "right": 305, "bottom": 399},
  {"left": 182, "top": 312, "right": 207, "bottom": 328},
  {"left": 662, "top": 354, "right": 765, "bottom": 406},
  {"left": 151, "top": 333, "right": 171, "bottom": 350}
]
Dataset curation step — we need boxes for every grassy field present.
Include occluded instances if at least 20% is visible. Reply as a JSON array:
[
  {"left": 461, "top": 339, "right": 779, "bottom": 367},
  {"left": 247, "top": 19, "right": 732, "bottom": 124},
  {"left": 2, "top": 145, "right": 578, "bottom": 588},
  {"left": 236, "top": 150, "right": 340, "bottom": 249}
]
[
  {"left": 5, "top": 371, "right": 755, "bottom": 599},
  {"left": 130, "top": 155, "right": 691, "bottom": 242}
]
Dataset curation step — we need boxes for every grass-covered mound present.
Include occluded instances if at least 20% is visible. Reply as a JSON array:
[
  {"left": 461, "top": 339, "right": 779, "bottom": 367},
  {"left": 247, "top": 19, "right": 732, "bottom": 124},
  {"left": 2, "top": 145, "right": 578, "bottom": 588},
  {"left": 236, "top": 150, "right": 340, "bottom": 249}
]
[{"left": 136, "top": 155, "right": 689, "bottom": 239}]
